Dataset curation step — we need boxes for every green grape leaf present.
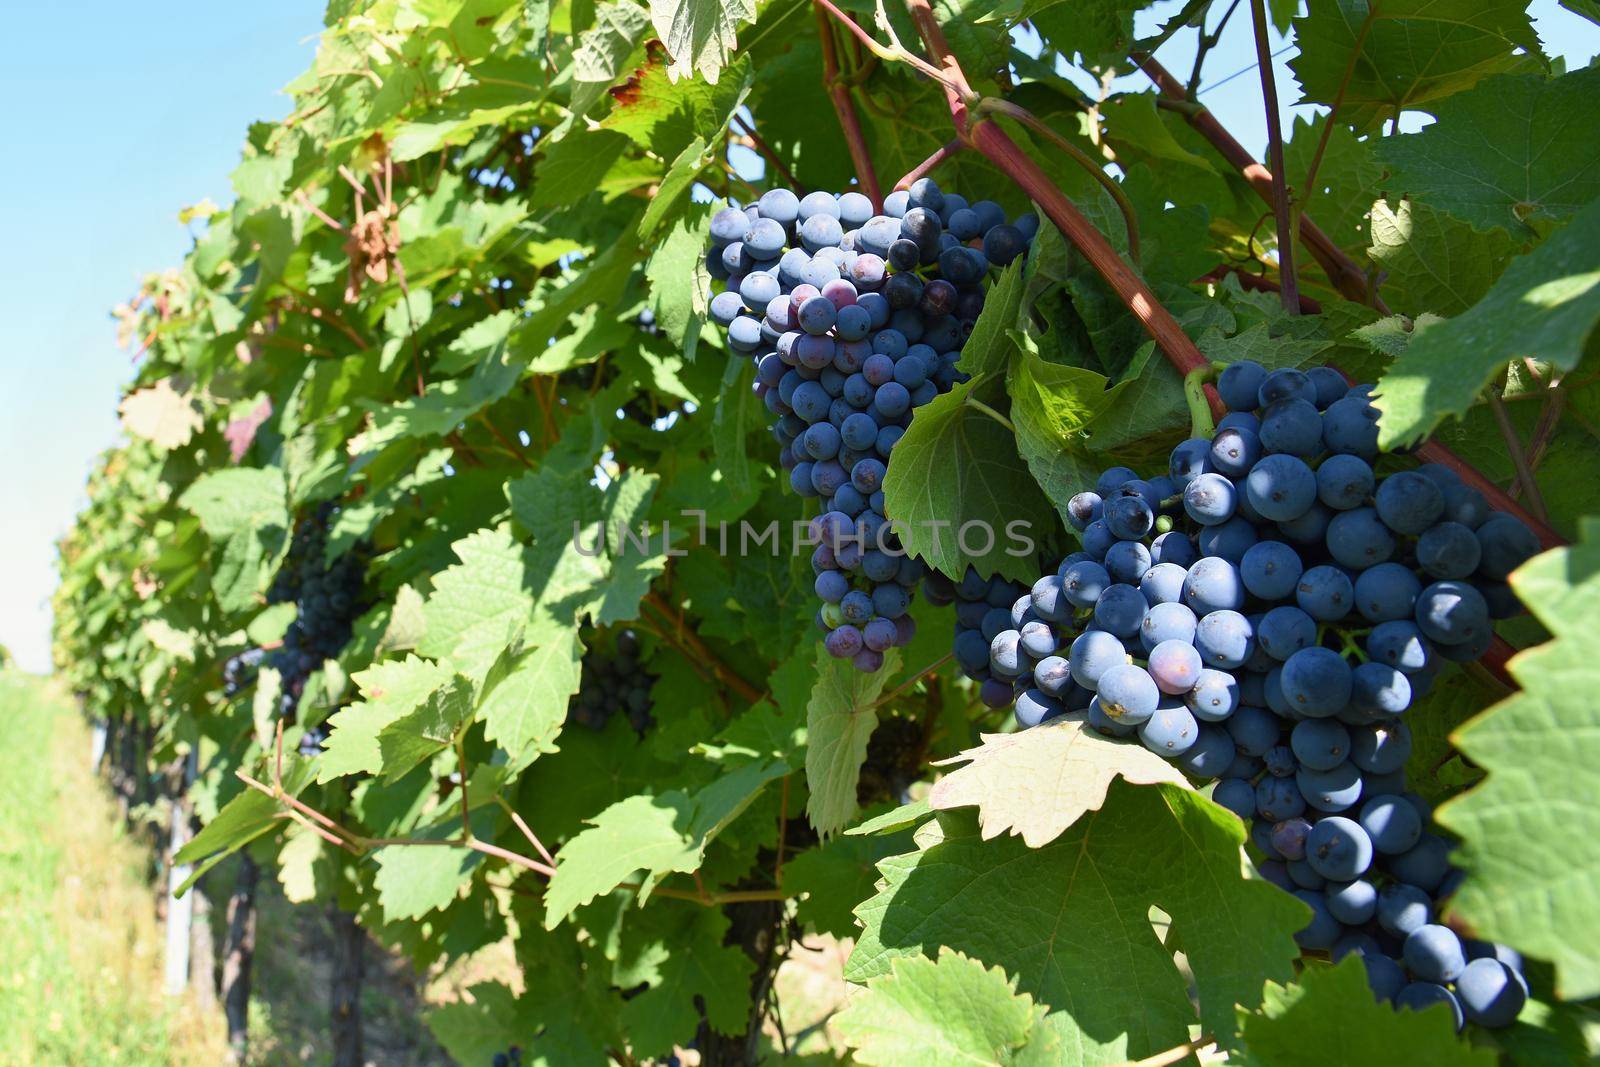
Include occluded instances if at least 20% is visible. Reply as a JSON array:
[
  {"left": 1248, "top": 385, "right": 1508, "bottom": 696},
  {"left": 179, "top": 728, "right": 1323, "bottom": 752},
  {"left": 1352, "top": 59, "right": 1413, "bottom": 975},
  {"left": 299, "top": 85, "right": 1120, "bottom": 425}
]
[
  {"left": 1367, "top": 198, "right": 1517, "bottom": 317},
  {"left": 805, "top": 644, "right": 902, "bottom": 838},
  {"left": 509, "top": 462, "right": 665, "bottom": 629},
  {"left": 178, "top": 467, "right": 290, "bottom": 613},
  {"left": 960, "top": 261, "right": 1026, "bottom": 379},
  {"left": 544, "top": 793, "right": 701, "bottom": 926},
  {"left": 711, "top": 353, "right": 762, "bottom": 506},
  {"left": 360, "top": 341, "right": 523, "bottom": 448},
  {"left": 601, "top": 52, "right": 750, "bottom": 159},
  {"left": 1291, "top": 0, "right": 1540, "bottom": 131},
  {"left": 319, "top": 655, "right": 453, "bottom": 782},
  {"left": 846, "top": 797, "right": 933, "bottom": 837},
  {"left": 376, "top": 673, "right": 476, "bottom": 782},
  {"left": 1376, "top": 66, "right": 1600, "bottom": 236},
  {"left": 1282, "top": 113, "right": 1385, "bottom": 259},
  {"left": 1374, "top": 197, "right": 1600, "bottom": 448},
  {"left": 1006, "top": 333, "right": 1129, "bottom": 524},
  {"left": 477, "top": 629, "right": 584, "bottom": 769},
  {"left": 425, "top": 983, "right": 527, "bottom": 1067},
  {"left": 881, "top": 374, "right": 1057, "bottom": 584},
  {"left": 418, "top": 526, "right": 539, "bottom": 681},
  {"left": 645, "top": 207, "right": 711, "bottom": 364},
  {"left": 1561, "top": 0, "right": 1600, "bottom": 24},
  {"left": 1349, "top": 312, "right": 1446, "bottom": 360},
  {"left": 1026, "top": 0, "right": 1146, "bottom": 68},
  {"left": 173, "top": 754, "right": 316, "bottom": 892},
  {"left": 929, "top": 716, "right": 1190, "bottom": 848},
  {"left": 529, "top": 128, "right": 631, "bottom": 209},
  {"left": 783, "top": 826, "right": 916, "bottom": 940},
  {"left": 1436, "top": 527, "right": 1600, "bottom": 998},
  {"left": 372, "top": 806, "right": 496, "bottom": 920},
  {"left": 649, "top": 0, "right": 755, "bottom": 84},
  {"left": 1100, "top": 93, "right": 1215, "bottom": 173},
  {"left": 848, "top": 784, "right": 1305, "bottom": 1064},
  {"left": 544, "top": 757, "right": 789, "bottom": 926},
  {"left": 1238, "top": 956, "right": 1493, "bottom": 1066},
  {"left": 570, "top": 1, "right": 653, "bottom": 117},
  {"left": 614, "top": 903, "right": 757, "bottom": 1055},
  {"left": 835, "top": 949, "right": 1042, "bottom": 1067},
  {"left": 639, "top": 135, "right": 710, "bottom": 238}
]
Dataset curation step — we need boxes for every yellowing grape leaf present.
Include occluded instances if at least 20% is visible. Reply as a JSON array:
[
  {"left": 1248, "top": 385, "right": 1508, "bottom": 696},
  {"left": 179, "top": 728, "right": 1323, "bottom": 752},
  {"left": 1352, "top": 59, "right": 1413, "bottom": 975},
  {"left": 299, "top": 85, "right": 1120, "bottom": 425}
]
[
  {"left": 120, "top": 377, "right": 203, "bottom": 449},
  {"left": 930, "top": 715, "right": 1190, "bottom": 848}
]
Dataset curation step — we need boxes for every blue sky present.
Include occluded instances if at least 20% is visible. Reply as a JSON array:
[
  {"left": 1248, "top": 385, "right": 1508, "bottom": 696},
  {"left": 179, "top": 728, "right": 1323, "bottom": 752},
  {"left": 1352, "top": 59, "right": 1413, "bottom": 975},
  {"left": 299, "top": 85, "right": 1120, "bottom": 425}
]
[{"left": 0, "top": 3, "right": 1594, "bottom": 673}]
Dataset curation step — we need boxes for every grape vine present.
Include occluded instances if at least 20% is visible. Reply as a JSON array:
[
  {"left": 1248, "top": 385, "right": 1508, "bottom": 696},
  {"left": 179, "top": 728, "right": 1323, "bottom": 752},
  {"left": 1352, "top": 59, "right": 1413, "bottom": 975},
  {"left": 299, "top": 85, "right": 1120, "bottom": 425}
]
[{"left": 47, "top": 1, "right": 1600, "bottom": 1064}]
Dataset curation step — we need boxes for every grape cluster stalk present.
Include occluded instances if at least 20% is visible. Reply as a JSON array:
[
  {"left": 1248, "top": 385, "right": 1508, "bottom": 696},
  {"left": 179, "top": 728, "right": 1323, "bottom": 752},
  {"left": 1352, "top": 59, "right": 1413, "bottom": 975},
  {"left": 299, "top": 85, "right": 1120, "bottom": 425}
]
[
  {"left": 264, "top": 502, "right": 369, "bottom": 753},
  {"left": 567, "top": 629, "right": 656, "bottom": 733},
  {"left": 706, "top": 179, "right": 1037, "bottom": 671},
  {"left": 966, "top": 362, "right": 1538, "bottom": 1028}
]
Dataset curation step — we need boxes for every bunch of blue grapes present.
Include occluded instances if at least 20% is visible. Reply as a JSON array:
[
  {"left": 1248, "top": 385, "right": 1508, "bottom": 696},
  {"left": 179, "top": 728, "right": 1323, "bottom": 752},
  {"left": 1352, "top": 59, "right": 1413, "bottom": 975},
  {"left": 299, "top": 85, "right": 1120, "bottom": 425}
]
[
  {"left": 567, "top": 629, "right": 655, "bottom": 733},
  {"left": 705, "top": 180, "right": 1038, "bottom": 671},
  {"left": 921, "top": 566, "right": 1030, "bottom": 702},
  {"left": 264, "top": 502, "right": 369, "bottom": 753},
  {"left": 490, "top": 1047, "right": 523, "bottom": 1067},
  {"left": 980, "top": 361, "right": 1539, "bottom": 1028}
]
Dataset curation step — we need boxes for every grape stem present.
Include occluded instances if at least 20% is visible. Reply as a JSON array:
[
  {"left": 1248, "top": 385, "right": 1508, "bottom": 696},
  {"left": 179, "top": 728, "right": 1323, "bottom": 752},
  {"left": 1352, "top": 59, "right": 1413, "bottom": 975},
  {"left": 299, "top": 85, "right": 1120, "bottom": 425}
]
[
  {"left": 963, "top": 393, "right": 1014, "bottom": 432},
  {"left": 1247, "top": 0, "right": 1300, "bottom": 316},
  {"left": 1183, "top": 365, "right": 1218, "bottom": 439},
  {"left": 812, "top": 2, "right": 884, "bottom": 209},
  {"left": 895, "top": 138, "right": 967, "bottom": 191},
  {"left": 729, "top": 113, "right": 804, "bottom": 193},
  {"left": 1486, "top": 388, "right": 1549, "bottom": 523},
  {"left": 245, "top": 764, "right": 793, "bottom": 907},
  {"left": 872, "top": 651, "right": 955, "bottom": 709}
]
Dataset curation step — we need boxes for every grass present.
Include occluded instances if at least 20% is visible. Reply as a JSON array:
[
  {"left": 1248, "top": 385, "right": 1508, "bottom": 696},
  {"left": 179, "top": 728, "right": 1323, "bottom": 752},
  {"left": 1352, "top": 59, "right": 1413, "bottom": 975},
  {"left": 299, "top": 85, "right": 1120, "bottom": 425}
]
[
  {"left": 0, "top": 666, "right": 512, "bottom": 1065},
  {"left": 0, "top": 669, "right": 227, "bottom": 1065}
]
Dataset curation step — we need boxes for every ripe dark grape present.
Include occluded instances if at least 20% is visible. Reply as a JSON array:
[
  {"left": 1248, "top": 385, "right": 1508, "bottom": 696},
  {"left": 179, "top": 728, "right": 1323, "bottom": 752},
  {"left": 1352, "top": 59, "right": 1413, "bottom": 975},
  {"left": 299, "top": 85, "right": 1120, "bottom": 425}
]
[{"left": 263, "top": 502, "right": 368, "bottom": 725}]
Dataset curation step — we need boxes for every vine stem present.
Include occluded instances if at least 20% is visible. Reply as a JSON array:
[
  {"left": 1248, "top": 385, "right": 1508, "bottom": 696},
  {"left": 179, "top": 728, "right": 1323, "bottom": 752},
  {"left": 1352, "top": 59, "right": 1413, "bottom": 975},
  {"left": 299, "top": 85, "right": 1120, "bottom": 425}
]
[
  {"left": 1487, "top": 390, "right": 1549, "bottom": 522},
  {"left": 895, "top": 138, "right": 967, "bottom": 191},
  {"left": 963, "top": 394, "right": 1015, "bottom": 432},
  {"left": 1248, "top": 0, "right": 1299, "bottom": 315},
  {"left": 813, "top": 2, "right": 883, "bottom": 209},
  {"left": 242, "top": 768, "right": 790, "bottom": 906},
  {"left": 872, "top": 652, "right": 954, "bottom": 709},
  {"left": 730, "top": 113, "right": 803, "bottom": 192}
]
